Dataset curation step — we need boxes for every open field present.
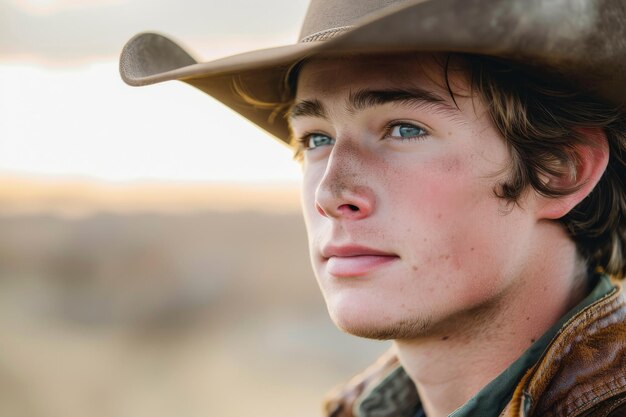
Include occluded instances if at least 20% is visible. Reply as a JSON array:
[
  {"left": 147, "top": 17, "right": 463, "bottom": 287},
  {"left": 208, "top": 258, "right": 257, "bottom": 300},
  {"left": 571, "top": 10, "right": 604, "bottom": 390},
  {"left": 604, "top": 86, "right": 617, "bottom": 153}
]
[{"left": 0, "top": 178, "right": 387, "bottom": 417}]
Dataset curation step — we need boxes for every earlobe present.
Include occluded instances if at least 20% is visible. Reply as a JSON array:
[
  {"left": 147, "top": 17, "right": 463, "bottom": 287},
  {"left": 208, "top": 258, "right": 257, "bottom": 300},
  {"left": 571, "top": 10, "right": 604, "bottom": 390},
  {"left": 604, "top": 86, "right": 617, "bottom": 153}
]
[{"left": 536, "top": 128, "right": 610, "bottom": 220}]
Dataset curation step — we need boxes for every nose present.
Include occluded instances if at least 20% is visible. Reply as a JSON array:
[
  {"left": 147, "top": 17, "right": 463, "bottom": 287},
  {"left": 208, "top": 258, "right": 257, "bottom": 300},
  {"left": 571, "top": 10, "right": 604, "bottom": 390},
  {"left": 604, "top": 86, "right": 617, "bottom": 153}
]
[{"left": 314, "top": 140, "right": 376, "bottom": 220}]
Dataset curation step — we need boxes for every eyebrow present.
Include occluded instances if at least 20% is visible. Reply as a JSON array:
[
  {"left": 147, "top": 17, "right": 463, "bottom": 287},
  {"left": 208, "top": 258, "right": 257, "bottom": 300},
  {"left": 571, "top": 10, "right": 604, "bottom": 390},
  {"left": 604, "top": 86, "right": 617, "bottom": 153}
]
[
  {"left": 289, "top": 98, "right": 327, "bottom": 119},
  {"left": 289, "top": 88, "right": 458, "bottom": 121}
]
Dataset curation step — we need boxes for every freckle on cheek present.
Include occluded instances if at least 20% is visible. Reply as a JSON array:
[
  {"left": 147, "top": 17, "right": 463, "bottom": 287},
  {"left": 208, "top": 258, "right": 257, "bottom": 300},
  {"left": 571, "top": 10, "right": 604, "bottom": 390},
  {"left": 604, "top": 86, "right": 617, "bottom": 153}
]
[{"left": 444, "top": 158, "right": 462, "bottom": 173}]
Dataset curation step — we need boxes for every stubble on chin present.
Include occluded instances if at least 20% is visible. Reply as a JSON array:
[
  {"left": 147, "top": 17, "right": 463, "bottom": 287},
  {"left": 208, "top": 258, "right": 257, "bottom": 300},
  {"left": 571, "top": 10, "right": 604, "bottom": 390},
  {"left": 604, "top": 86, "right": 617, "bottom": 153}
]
[{"left": 336, "top": 315, "right": 434, "bottom": 341}]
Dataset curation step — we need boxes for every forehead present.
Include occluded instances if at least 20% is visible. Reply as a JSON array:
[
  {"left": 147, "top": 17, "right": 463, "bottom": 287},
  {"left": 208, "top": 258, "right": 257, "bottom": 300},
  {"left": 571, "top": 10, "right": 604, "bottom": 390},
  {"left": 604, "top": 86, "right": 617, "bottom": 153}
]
[{"left": 295, "top": 53, "right": 463, "bottom": 99}]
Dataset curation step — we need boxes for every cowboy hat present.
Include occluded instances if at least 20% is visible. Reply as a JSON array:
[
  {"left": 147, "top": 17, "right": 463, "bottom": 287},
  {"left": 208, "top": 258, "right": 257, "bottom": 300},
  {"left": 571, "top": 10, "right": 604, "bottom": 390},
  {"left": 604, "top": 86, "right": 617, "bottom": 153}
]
[{"left": 119, "top": 0, "right": 626, "bottom": 147}]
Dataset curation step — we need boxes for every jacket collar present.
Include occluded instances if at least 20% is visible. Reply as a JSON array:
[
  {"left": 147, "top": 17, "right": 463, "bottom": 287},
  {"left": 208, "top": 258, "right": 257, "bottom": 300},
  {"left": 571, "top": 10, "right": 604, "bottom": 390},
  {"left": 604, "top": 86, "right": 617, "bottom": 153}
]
[{"left": 506, "top": 278, "right": 626, "bottom": 416}]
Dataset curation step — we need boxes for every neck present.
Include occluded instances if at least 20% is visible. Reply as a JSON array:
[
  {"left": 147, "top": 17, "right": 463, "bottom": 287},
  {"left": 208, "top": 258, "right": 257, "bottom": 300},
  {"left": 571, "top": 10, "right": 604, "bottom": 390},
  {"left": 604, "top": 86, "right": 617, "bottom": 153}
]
[{"left": 394, "top": 230, "right": 588, "bottom": 417}]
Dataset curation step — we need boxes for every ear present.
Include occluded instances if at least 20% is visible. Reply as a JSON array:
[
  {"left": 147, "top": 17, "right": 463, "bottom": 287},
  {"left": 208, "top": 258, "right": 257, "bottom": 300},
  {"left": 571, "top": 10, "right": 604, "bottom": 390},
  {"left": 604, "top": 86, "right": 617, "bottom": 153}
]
[{"left": 536, "top": 128, "right": 610, "bottom": 220}]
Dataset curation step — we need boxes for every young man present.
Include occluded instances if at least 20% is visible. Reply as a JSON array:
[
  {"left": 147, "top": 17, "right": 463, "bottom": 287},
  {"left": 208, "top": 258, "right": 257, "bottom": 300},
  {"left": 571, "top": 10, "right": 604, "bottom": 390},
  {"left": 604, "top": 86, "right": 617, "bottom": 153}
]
[{"left": 120, "top": 0, "right": 626, "bottom": 416}]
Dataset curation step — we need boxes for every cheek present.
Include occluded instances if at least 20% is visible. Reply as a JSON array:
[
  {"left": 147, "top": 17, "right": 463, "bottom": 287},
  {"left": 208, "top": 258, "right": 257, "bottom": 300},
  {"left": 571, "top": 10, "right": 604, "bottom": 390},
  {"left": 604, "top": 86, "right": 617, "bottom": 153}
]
[
  {"left": 394, "top": 155, "right": 528, "bottom": 298},
  {"left": 389, "top": 154, "right": 506, "bottom": 270},
  {"left": 388, "top": 154, "right": 488, "bottom": 219}
]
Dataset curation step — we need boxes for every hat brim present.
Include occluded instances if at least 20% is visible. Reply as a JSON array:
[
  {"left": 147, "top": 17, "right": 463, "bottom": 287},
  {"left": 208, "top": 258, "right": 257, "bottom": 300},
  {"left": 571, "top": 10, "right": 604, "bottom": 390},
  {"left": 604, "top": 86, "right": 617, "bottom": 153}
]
[
  {"left": 120, "top": 0, "right": 626, "bottom": 146},
  {"left": 121, "top": 36, "right": 324, "bottom": 142}
]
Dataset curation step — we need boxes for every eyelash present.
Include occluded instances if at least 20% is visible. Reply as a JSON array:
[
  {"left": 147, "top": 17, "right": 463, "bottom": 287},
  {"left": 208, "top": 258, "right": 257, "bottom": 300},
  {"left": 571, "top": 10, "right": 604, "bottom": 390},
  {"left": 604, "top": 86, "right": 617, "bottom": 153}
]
[
  {"left": 383, "top": 121, "right": 430, "bottom": 142},
  {"left": 296, "top": 132, "right": 333, "bottom": 151},
  {"left": 296, "top": 121, "right": 430, "bottom": 151}
]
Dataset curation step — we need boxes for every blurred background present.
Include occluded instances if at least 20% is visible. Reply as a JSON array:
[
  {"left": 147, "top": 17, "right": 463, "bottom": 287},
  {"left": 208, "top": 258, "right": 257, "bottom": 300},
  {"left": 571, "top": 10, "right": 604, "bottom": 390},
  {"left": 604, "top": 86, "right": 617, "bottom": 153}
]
[{"left": 0, "top": 1, "right": 388, "bottom": 416}]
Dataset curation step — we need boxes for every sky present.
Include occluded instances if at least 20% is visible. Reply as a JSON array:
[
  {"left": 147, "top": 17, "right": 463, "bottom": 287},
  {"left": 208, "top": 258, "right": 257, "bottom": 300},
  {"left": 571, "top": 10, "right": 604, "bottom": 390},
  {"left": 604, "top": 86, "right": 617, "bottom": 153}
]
[{"left": 0, "top": 0, "right": 310, "bottom": 183}]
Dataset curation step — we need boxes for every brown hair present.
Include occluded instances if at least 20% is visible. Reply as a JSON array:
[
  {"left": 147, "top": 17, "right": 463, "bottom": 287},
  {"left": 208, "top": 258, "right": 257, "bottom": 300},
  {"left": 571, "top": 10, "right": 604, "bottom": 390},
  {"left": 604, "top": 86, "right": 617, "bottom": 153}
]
[{"left": 457, "top": 55, "right": 626, "bottom": 278}]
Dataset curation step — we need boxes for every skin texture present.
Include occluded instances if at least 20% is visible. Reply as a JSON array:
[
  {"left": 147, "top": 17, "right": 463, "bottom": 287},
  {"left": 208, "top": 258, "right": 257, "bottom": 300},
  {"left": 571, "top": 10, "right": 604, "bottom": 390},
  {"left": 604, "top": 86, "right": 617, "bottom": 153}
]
[
  {"left": 294, "top": 54, "right": 563, "bottom": 339},
  {"left": 292, "top": 54, "right": 609, "bottom": 417}
]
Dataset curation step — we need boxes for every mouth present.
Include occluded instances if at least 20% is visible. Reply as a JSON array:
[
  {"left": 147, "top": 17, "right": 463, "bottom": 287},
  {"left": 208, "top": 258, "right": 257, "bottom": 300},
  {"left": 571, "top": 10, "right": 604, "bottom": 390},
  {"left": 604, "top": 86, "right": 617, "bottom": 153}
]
[{"left": 321, "top": 245, "right": 399, "bottom": 277}]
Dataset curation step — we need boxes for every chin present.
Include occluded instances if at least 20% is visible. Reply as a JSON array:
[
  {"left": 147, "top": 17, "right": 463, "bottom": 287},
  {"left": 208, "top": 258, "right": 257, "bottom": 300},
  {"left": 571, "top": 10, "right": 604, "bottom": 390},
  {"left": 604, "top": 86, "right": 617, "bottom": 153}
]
[{"left": 328, "top": 303, "right": 434, "bottom": 341}]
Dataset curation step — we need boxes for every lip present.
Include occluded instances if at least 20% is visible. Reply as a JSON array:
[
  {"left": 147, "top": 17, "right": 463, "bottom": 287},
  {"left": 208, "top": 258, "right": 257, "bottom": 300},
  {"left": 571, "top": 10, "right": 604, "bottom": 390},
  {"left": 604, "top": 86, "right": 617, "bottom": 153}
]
[{"left": 321, "top": 245, "right": 399, "bottom": 277}]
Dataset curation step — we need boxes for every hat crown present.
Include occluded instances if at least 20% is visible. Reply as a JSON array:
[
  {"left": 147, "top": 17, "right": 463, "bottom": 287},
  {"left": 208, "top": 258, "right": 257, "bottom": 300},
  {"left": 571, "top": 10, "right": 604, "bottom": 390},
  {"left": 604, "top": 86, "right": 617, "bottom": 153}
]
[{"left": 299, "top": 0, "right": 419, "bottom": 42}]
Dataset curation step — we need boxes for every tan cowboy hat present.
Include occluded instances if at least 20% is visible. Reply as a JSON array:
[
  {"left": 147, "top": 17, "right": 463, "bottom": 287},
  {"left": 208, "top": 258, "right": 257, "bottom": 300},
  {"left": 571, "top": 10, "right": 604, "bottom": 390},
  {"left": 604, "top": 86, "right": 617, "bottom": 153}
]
[{"left": 120, "top": 0, "right": 626, "bottom": 147}]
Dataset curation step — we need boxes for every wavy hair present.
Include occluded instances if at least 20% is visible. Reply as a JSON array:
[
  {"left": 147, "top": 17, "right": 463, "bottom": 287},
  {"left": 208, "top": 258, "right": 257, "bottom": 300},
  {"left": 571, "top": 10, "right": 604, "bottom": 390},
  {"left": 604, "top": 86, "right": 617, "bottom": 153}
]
[{"left": 458, "top": 56, "right": 626, "bottom": 278}]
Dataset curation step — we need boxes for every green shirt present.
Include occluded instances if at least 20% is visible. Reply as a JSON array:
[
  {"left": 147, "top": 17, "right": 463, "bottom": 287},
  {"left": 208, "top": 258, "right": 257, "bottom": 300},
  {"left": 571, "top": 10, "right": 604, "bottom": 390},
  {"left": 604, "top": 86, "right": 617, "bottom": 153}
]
[{"left": 355, "top": 274, "right": 616, "bottom": 417}]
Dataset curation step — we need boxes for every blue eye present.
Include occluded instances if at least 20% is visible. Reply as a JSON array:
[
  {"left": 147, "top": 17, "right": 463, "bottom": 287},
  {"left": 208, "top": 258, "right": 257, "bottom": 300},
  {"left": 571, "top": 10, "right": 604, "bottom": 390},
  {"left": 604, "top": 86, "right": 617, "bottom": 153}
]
[
  {"left": 306, "top": 133, "right": 335, "bottom": 149},
  {"left": 389, "top": 123, "right": 428, "bottom": 139}
]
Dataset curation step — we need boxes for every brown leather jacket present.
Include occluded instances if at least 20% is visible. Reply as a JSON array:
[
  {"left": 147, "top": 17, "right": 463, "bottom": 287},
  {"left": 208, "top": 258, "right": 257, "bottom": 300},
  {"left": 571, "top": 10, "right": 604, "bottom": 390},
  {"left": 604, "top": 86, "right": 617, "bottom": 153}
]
[{"left": 324, "top": 280, "right": 626, "bottom": 417}]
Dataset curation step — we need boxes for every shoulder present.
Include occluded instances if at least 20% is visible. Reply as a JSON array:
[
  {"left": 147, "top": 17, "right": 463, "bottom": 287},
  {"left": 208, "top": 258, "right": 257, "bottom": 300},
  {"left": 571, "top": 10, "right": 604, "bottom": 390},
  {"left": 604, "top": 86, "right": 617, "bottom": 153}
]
[
  {"left": 323, "top": 348, "right": 418, "bottom": 417},
  {"left": 583, "top": 397, "right": 626, "bottom": 416},
  {"left": 585, "top": 396, "right": 626, "bottom": 417},
  {"left": 507, "top": 279, "right": 626, "bottom": 417}
]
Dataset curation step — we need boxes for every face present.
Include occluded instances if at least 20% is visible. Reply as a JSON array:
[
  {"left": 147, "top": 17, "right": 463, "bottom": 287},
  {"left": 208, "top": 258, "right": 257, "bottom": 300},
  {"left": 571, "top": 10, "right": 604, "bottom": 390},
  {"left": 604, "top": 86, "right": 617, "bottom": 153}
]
[{"left": 291, "top": 54, "right": 540, "bottom": 340}]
